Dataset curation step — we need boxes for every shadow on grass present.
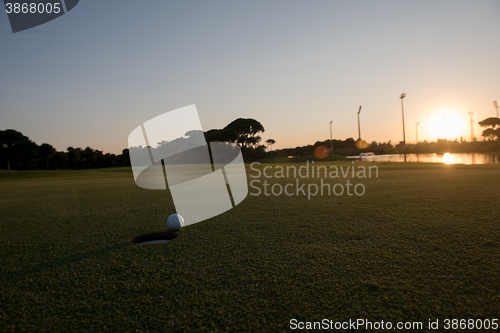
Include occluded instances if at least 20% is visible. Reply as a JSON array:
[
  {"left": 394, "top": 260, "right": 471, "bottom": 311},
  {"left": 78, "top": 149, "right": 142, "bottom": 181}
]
[
  {"left": 131, "top": 230, "right": 179, "bottom": 243},
  {"left": 1, "top": 241, "right": 132, "bottom": 283}
]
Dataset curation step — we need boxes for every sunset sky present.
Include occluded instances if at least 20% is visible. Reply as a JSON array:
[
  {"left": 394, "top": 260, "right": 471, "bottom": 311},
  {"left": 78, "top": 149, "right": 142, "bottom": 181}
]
[{"left": 1, "top": 1, "right": 499, "bottom": 153}]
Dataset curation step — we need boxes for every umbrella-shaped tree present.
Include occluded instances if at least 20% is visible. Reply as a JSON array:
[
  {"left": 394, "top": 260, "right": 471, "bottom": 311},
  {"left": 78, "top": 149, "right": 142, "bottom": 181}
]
[
  {"left": 223, "top": 118, "right": 265, "bottom": 160},
  {"left": 479, "top": 117, "right": 500, "bottom": 140},
  {"left": 265, "top": 138, "right": 276, "bottom": 151}
]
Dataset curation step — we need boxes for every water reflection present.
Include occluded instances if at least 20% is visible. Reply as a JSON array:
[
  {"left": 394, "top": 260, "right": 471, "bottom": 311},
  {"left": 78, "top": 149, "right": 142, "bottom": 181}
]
[
  {"left": 347, "top": 153, "right": 499, "bottom": 165},
  {"left": 443, "top": 153, "right": 454, "bottom": 165}
]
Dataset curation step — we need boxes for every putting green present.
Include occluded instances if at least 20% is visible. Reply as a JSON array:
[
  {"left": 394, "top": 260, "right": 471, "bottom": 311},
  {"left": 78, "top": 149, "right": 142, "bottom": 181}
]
[{"left": 0, "top": 162, "right": 499, "bottom": 331}]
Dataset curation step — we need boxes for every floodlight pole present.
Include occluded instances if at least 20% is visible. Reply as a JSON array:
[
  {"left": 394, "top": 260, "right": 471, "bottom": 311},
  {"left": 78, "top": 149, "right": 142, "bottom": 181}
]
[
  {"left": 416, "top": 122, "right": 419, "bottom": 143},
  {"left": 494, "top": 101, "right": 499, "bottom": 118},
  {"left": 329, "top": 120, "right": 333, "bottom": 152},
  {"left": 400, "top": 93, "right": 407, "bottom": 162},
  {"left": 469, "top": 112, "right": 474, "bottom": 141},
  {"left": 357, "top": 106, "right": 362, "bottom": 140}
]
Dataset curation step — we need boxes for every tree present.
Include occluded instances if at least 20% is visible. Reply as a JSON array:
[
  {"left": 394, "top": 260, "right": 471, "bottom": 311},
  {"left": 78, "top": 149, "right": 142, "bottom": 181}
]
[
  {"left": 479, "top": 117, "right": 500, "bottom": 140},
  {"left": 204, "top": 128, "right": 239, "bottom": 143},
  {"left": 224, "top": 118, "right": 265, "bottom": 159},
  {"left": 0, "top": 129, "right": 29, "bottom": 170},
  {"left": 12, "top": 139, "right": 39, "bottom": 169},
  {"left": 67, "top": 147, "right": 83, "bottom": 169},
  {"left": 39, "top": 143, "right": 56, "bottom": 169},
  {"left": 118, "top": 148, "right": 131, "bottom": 167},
  {"left": 265, "top": 138, "right": 276, "bottom": 151},
  {"left": 482, "top": 128, "right": 497, "bottom": 140}
]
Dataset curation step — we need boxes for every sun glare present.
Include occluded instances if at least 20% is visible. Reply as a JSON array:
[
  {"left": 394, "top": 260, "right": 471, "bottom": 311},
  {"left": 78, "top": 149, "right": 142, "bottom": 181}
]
[
  {"left": 428, "top": 111, "right": 465, "bottom": 140},
  {"left": 443, "top": 153, "right": 455, "bottom": 164}
]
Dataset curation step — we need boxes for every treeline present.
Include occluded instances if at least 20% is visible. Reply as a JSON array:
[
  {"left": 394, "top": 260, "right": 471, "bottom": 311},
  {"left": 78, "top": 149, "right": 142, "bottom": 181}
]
[
  {"left": 271, "top": 116, "right": 500, "bottom": 157},
  {"left": 0, "top": 118, "right": 268, "bottom": 170},
  {"left": 0, "top": 129, "right": 130, "bottom": 170},
  {"left": 3, "top": 115, "right": 499, "bottom": 170},
  {"left": 271, "top": 137, "right": 500, "bottom": 158},
  {"left": 398, "top": 139, "right": 500, "bottom": 155},
  {"left": 271, "top": 138, "right": 395, "bottom": 157}
]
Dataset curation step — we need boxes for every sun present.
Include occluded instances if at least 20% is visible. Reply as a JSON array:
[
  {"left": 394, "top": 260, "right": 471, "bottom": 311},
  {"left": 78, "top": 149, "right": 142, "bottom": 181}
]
[
  {"left": 443, "top": 153, "right": 455, "bottom": 164},
  {"left": 428, "top": 111, "right": 466, "bottom": 140}
]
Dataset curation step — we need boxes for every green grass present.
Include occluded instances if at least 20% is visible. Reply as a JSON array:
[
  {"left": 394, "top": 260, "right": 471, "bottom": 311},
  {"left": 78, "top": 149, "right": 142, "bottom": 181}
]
[
  {"left": 0, "top": 167, "right": 131, "bottom": 181},
  {"left": 1, "top": 163, "right": 499, "bottom": 332}
]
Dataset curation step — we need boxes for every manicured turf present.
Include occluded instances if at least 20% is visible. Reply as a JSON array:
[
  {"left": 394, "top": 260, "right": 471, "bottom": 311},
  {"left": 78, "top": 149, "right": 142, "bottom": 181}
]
[{"left": 1, "top": 162, "right": 499, "bottom": 332}]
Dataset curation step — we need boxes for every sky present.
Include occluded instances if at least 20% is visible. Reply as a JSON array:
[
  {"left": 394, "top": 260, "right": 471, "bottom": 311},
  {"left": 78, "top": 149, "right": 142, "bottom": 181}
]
[{"left": 1, "top": 0, "right": 499, "bottom": 154}]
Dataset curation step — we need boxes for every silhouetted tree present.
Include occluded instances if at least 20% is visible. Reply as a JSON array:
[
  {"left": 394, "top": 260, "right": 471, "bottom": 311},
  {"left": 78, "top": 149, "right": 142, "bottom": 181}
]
[
  {"left": 39, "top": 143, "right": 56, "bottom": 169},
  {"left": 224, "top": 118, "right": 265, "bottom": 159},
  {"left": 0, "top": 129, "right": 29, "bottom": 170},
  {"left": 0, "top": 129, "right": 135, "bottom": 170},
  {"left": 118, "top": 149, "right": 131, "bottom": 166},
  {"left": 266, "top": 139, "right": 276, "bottom": 151},
  {"left": 479, "top": 117, "right": 500, "bottom": 140},
  {"left": 204, "top": 128, "right": 239, "bottom": 143},
  {"left": 67, "top": 147, "right": 83, "bottom": 169},
  {"left": 13, "top": 139, "right": 39, "bottom": 169}
]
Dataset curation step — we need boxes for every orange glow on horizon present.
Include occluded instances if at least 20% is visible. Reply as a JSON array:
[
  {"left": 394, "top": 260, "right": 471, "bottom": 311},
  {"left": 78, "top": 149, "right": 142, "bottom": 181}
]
[{"left": 426, "top": 110, "right": 467, "bottom": 141}]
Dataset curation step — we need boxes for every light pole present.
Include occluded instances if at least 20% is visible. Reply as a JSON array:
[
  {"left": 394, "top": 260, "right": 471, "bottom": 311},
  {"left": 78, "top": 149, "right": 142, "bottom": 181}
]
[
  {"left": 400, "top": 93, "right": 406, "bottom": 162},
  {"left": 329, "top": 121, "right": 333, "bottom": 152},
  {"left": 494, "top": 101, "right": 499, "bottom": 118},
  {"left": 357, "top": 106, "right": 362, "bottom": 140},
  {"left": 469, "top": 112, "right": 474, "bottom": 141},
  {"left": 416, "top": 122, "right": 420, "bottom": 143},
  {"left": 415, "top": 121, "right": 420, "bottom": 162}
]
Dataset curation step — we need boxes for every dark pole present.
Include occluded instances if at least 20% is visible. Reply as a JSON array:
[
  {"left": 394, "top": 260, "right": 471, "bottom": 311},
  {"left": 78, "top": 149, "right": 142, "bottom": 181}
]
[
  {"left": 415, "top": 122, "right": 420, "bottom": 162},
  {"left": 330, "top": 121, "right": 333, "bottom": 152},
  {"left": 357, "top": 106, "right": 362, "bottom": 140},
  {"left": 469, "top": 112, "right": 474, "bottom": 141},
  {"left": 400, "top": 93, "right": 406, "bottom": 162},
  {"left": 416, "top": 122, "right": 419, "bottom": 143}
]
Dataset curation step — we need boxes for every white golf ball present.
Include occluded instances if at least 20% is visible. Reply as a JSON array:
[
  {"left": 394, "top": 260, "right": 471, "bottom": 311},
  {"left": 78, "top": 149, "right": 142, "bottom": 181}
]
[{"left": 167, "top": 214, "right": 184, "bottom": 231}]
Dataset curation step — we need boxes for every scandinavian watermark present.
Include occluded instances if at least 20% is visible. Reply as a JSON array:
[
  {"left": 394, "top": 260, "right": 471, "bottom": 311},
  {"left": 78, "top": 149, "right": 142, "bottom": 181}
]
[{"left": 249, "top": 161, "right": 378, "bottom": 200}]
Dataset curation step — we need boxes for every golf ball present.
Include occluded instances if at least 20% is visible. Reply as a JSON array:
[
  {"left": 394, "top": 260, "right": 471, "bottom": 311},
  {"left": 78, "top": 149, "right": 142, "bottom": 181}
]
[{"left": 167, "top": 214, "right": 184, "bottom": 231}]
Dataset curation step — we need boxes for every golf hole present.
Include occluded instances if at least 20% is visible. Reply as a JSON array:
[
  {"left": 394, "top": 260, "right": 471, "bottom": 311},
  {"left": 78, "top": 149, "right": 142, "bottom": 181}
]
[{"left": 131, "top": 231, "right": 179, "bottom": 244}]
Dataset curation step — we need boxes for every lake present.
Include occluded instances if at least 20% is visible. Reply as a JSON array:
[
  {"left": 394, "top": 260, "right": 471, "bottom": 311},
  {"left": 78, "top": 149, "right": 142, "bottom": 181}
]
[{"left": 347, "top": 153, "right": 500, "bottom": 165}]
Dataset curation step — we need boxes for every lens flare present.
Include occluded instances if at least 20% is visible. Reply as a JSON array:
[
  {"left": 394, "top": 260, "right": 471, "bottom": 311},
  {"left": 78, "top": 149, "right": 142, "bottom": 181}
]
[
  {"left": 314, "top": 145, "right": 330, "bottom": 159},
  {"left": 355, "top": 140, "right": 369, "bottom": 149},
  {"left": 443, "top": 153, "right": 455, "bottom": 164}
]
